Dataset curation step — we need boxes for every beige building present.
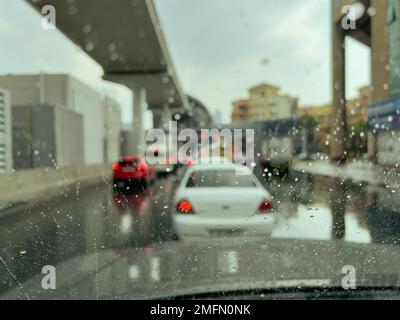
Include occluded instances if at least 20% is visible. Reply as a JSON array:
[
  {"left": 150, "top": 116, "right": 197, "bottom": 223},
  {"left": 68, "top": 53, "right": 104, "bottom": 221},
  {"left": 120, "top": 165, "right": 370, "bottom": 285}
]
[
  {"left": 247, "top": 83, "right": 280, "bottom": 121},
  {"left": 269, "top": 95, "right": 298, "bottom": 121},
  {"left": 231, "top": 82, "right": 297, "bottom": 123}
]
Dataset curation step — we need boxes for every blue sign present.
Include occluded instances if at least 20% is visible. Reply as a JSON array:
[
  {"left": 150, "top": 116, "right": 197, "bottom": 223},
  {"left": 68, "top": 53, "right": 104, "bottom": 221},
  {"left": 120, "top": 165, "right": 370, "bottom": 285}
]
[{"left": 368, "top": 97, "right": 400, "bottom": 131}]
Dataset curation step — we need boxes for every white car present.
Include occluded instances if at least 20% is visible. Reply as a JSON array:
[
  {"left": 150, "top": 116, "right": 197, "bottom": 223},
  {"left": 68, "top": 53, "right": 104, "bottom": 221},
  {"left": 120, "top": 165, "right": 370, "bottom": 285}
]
[
  {"left": 173, "top": 163, "right": 275, "bottom": 239},
  {"left": 196, "top": 156, "right": 233, "bottom": 165}
]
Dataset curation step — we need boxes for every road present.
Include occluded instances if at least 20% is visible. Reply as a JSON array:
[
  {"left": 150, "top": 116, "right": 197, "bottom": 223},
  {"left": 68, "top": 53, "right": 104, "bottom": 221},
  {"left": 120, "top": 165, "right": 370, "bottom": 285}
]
[{"left": 1, "top": 170, "right": 400, "bottom": 294}]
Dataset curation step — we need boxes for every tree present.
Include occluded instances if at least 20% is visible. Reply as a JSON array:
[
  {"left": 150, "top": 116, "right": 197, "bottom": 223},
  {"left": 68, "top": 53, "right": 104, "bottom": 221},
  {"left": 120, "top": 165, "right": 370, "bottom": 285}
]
[{"left": 299, "top": 116, "right": 318, "bottom": 131}]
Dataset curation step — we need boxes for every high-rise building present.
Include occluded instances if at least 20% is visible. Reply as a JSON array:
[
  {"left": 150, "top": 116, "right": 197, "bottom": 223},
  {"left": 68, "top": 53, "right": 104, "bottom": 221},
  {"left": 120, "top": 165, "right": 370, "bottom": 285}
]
[{"left": 0, "top": 87, "right": 12, "bottom": 172}]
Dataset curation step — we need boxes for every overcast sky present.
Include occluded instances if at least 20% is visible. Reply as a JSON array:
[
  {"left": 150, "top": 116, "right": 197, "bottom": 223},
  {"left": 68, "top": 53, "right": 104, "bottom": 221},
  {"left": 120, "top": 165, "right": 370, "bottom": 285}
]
[{"left": 0, "top": 0, "right": 370, "bottom": 125}]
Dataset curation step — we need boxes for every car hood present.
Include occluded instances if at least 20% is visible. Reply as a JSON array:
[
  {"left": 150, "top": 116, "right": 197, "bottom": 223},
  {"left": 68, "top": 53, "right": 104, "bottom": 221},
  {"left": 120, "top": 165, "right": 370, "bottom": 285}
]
[{"left": 2, "top": 238, "right": 400, "bottom": 299}]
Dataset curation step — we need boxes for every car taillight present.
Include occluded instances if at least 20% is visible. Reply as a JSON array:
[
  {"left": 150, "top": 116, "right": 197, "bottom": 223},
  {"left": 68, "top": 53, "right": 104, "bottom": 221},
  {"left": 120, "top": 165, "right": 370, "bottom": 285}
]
[
  {"left": 137, "top": 164, "right": 147, "bottom": 171},
  {"left": 257, "top": 200, "right": 273, "bottom": 214},
  {"left": 112, "top": 163, "right": 120, "bottom": 171},
  {"left": 176, "top": 200, "right": 195, "bottom": 214}
]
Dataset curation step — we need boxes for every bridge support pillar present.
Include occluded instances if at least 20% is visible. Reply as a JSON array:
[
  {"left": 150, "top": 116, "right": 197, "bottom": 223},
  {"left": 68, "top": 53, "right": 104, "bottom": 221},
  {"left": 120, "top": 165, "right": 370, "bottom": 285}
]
[{"left": 131, "top": 86, "right": 146, "bottom": 155}]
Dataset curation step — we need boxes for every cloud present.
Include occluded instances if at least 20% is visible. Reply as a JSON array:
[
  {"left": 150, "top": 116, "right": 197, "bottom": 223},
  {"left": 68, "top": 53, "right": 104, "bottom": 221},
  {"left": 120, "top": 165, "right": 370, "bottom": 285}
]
[
  {"left": 262, "top": 0, "right": 329, "bottom": 61},
  {"left": 155, "top": 0, "right": 336, "bottom": 123}
]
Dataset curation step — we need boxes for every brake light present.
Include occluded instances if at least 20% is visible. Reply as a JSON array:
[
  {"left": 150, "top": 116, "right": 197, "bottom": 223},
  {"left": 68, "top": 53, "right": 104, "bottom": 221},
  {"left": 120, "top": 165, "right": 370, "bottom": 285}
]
[
  {"left": 257, "top": 200, "right": 273, "bottom": 214},
  {"left": 176, "top": 200, "right": 195, "bottom": 214},
  {"left": 137, "top": 163, "right": 147, "bottom": 171},
  {"left": 112, "top": 163, "right": 120, "bottom": 171}
]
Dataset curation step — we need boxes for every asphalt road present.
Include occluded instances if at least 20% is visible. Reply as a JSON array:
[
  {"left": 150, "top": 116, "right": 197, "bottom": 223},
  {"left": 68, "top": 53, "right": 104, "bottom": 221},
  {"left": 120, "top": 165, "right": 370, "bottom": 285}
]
[{"left": 1, "top": 170, "right": 400, "bottom": 295}]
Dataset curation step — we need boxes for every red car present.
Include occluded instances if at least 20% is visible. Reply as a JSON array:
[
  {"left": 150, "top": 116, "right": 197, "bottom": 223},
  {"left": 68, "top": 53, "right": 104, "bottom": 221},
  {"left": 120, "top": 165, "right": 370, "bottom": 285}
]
[{"left": 112, "top": 156, "right": 155, "bottom": 192}]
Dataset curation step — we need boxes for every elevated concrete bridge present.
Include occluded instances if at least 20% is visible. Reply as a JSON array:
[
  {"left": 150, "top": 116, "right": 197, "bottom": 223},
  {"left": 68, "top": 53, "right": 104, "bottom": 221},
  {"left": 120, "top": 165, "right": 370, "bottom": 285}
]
[{"left": 26, "top": 0, "right": 192, "bottom": 154}]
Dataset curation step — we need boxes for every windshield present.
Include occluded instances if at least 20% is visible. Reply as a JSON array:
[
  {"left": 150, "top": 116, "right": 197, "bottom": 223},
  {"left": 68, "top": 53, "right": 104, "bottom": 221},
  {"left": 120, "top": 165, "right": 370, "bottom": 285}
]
[
  {"left": 185, "top": 170, "right": 257, "bottom": 188},
  {"left": 1, "top": 0, "right": 400, "bottom": 301}
]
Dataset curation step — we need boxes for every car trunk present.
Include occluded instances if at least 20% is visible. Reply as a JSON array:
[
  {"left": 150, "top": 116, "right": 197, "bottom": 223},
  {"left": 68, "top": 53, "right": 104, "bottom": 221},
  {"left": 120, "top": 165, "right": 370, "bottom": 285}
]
[{"left": 184, "top": 188, "right": 267, "bottom": 218}]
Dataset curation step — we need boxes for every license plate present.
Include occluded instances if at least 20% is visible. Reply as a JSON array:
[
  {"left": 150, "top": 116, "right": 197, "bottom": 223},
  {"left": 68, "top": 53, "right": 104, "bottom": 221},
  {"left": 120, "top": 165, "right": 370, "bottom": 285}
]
[{"left": 122, "top": 167, "right": 136, "bottom": 173}]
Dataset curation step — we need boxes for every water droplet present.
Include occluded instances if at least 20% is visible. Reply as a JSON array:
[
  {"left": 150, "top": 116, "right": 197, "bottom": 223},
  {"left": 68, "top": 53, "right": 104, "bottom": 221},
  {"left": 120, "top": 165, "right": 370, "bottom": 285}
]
[
  {"left": 83, "top": 24, "right": 92, "bottom": 33},
  {"left": 85, "top": 41, "right": 95, "bottom": 52},
  {"left": 367, "top": 7, "right": 376, "bottom": 16}
]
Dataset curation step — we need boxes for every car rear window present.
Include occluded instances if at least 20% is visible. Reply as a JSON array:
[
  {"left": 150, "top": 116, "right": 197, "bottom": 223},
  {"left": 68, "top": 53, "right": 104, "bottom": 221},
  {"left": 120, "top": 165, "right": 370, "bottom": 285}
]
[
  {"left": 186, "top": 170, "right": 256, "bottom": 188},
  {"left": 119, "top": 159, "right": 140, "bottom": 166}
]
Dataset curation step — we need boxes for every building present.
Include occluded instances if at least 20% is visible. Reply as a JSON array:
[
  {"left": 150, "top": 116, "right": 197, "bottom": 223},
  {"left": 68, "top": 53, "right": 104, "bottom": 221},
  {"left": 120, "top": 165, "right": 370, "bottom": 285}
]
[
  {"left": 231, "top": 99, "right": 250, "bottom": 124},
  {"left": 297, "top": 104, "right": 332, "bottom": 131},
  {"left": 0, "top": 74, "right": 108, "bottom": 165},
  {"left": 231, "top": 83, "right": 297, "bottom": 124},
  {"left": 247, "top": 83, "right": 280, "bottom": 121},
  {"left": 12, "top": 104, "right": 84, "bottom": 170},
  {"left": 0, "top": 87, "right": 12, "bottom": 172},
  {"left": 368, "top": 97, "right": 400, "bottom": 166},
  {"left": 269, "top": 95, "right": 298, "bottom": 121},
  {"left": 103, "top": 96, "right": 122, "bottom": 163}
]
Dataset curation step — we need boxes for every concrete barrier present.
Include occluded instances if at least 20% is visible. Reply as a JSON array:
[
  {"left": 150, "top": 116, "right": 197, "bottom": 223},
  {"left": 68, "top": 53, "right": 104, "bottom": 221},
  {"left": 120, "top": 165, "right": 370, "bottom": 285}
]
[{"left": 0, "top": 164, "right": 112, "bottom": 212}]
